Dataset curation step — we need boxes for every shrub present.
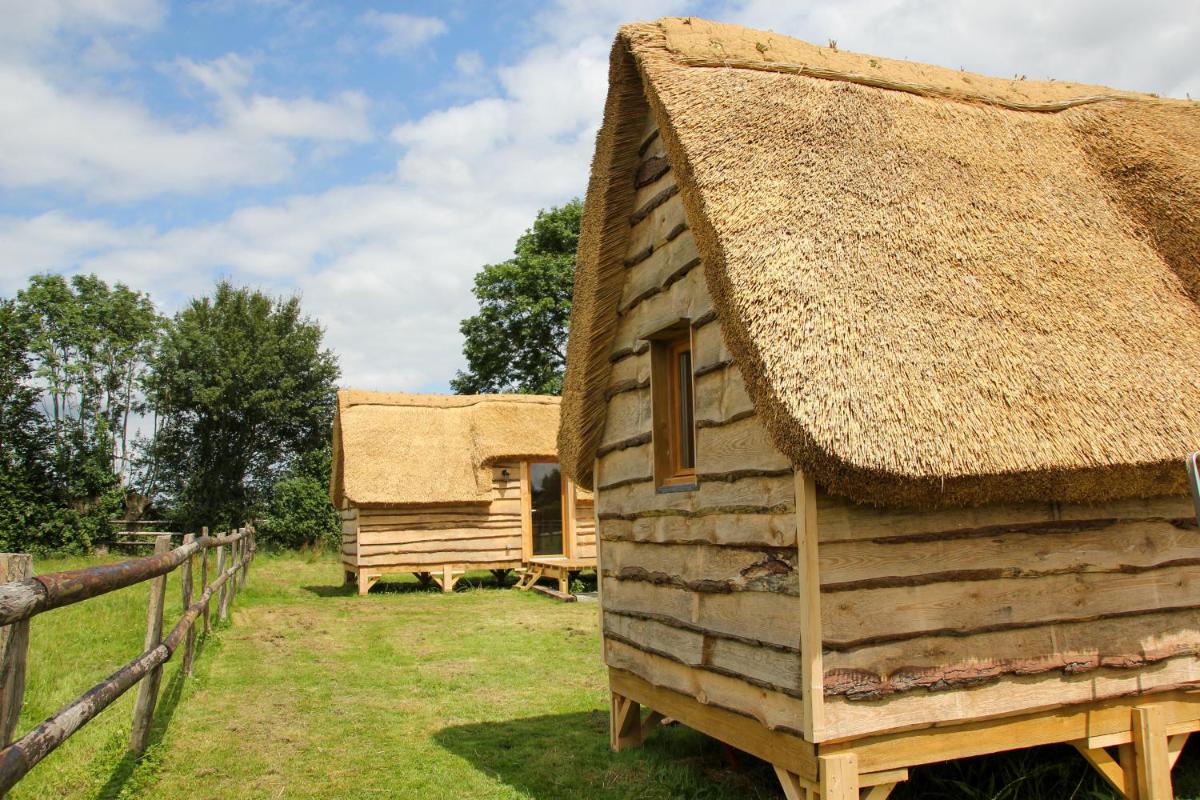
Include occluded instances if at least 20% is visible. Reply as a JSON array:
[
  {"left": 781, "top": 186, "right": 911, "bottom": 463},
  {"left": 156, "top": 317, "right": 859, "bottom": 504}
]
[{"left": 259, "top": 475, "right": 340, "bottom": 551}]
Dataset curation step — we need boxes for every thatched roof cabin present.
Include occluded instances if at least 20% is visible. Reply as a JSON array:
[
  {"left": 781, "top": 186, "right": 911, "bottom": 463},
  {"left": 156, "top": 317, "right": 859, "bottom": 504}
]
[
  {"left": 560, "top": 17, "right": 1200, "bottom": 799},
  {"left": 332, "top": 391, "right": 595, "bottom": 594}
]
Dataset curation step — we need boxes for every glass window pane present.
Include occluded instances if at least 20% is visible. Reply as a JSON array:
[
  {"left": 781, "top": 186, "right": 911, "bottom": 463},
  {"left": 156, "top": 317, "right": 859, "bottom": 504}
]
[
  {"left": 530, "top": 462, "right": 564, "bottom": 556},
  {"left": 677, "top": 349, "right": 694, "bottom": 470}
]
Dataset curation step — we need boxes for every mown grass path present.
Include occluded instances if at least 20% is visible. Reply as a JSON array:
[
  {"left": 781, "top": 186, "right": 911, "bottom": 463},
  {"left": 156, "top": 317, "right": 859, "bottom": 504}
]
[{"left": 14, "top": 552, "right": 1200, "bottom": 799}]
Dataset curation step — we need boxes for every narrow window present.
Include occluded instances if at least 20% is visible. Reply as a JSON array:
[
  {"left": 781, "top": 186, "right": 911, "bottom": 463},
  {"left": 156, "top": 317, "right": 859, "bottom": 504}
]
[{"left": 652, "top": 329, "right": 697, "bottom": 489}]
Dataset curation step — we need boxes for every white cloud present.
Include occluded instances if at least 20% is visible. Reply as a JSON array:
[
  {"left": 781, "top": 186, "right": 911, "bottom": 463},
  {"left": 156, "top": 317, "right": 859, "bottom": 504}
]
[
  {"left": 359, "top": 11, "right": 448, "bottom": 55},
  {"left": 177, "top": 54, "right": 372, "bottom": 142},
  {"left": 0, "top": 0, "right": 165, "bottom": 51}
]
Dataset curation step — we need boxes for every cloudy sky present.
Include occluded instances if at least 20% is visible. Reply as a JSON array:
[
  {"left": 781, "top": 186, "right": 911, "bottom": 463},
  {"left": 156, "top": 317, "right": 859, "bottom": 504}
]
[{"left": 2, "top": 0, "right": 1197, "bottom": 392}]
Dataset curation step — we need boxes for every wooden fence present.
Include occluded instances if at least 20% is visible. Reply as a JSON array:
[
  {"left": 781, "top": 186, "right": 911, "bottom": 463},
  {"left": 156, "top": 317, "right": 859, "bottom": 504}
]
[{"left": 0, "top": 525, "right": 256, "bottom": 795}]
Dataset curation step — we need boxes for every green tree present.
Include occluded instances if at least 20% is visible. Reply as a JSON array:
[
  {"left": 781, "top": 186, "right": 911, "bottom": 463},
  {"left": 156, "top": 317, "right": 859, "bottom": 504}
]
[
  {"left": 146, "top": 282, "right": 340, "bottom": 530},
  {"left": 450, "top": 199, "right": 581, "bottom": 395},
  {"left": 260, "top": 444, "right": 340, "bottom": 550}
]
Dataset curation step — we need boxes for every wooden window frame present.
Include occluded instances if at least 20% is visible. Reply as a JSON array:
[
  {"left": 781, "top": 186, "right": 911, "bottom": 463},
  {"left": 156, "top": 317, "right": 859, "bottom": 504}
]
[
  {"left": 649, "top": 322, "right": 698, "bottom": 492},
  {"left": 520, "top": 460, "right": 574, "bottom": 560}
]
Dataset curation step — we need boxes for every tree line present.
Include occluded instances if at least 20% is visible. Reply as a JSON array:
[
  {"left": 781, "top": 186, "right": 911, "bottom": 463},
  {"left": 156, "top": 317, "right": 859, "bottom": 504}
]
[{"left": 0, "top": 275, "right": 340, "bottom": 553}]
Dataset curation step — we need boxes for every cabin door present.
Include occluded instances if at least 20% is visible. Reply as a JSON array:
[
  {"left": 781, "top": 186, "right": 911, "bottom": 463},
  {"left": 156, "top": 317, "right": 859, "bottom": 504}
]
[{"left": 528, "top": 462, "right": 567, "bottom": 557}]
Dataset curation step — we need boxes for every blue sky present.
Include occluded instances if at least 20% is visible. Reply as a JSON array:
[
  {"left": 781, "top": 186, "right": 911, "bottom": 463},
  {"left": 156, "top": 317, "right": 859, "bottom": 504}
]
[{"left": 2, "top": 0, "right": 1197, "bottom": 391}]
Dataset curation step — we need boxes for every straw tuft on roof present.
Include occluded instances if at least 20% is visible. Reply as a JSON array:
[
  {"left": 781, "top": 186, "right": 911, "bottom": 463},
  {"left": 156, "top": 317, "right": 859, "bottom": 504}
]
[
  {"left": 559, "top": 17, "right": 1200, "bottom": 508},
  {"left": 332, "top": 390, "right": 560, "bottom": 507}
]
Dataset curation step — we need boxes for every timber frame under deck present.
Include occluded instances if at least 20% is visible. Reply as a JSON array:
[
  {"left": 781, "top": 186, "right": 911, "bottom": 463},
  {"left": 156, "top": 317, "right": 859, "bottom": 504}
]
[{"left": 610, "top": 667, "right": 1200, "bottom": 799}]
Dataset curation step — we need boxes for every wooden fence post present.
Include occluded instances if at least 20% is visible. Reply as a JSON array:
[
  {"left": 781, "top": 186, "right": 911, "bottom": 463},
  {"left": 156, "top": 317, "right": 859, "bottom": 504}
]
[
  {"left": 181, "top": 533, "right": 196, "bottom": 677},
  {"left": 228, "top": 532, "right": 239, "bottom": 610},
  {"left": 200, "top": 527, "right": 210, "bottom": 636},
  {"left": 216, "top": 542, "right": 229, "bottom": 623},
  {"left": 129, "top": 536, "right": 170, "bottom": 754},
  {"left": 239, "top": 527, "right": 250, "bottom": 590},
  {"left": 0, "top": 554, "right": 32, "bottom": 749}
]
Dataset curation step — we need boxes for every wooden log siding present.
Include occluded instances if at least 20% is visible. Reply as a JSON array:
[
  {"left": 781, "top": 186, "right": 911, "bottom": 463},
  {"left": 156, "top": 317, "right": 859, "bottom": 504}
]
[
  {"left": 594, "top": 118, "right": 809, "bottom": 728},
  {"left": 805, "top": 483, "right": 1200, "bottom": 738}
]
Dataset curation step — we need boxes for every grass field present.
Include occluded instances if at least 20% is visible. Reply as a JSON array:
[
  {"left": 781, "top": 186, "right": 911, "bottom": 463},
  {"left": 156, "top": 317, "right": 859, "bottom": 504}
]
[{"left": 10, "top": 551, "right": 1200, "bottom": 799}]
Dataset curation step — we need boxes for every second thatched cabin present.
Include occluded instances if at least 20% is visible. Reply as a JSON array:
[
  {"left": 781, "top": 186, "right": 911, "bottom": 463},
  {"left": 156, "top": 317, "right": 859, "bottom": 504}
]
[
  {"left": 559, "top": 17, "right": 1200, "bottom": 800},
  {"left": 332, "top": 391, "right": 595, "bottom": 594}
]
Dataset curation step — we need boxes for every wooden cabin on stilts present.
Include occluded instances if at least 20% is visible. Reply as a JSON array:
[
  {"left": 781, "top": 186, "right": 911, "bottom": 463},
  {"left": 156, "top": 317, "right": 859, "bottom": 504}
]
[
  {"left": 331, "top": 391, "right": 595, "bottom": 595},
  {"left": 558, "top": 17, "right": 1200, "bottom": 799}
]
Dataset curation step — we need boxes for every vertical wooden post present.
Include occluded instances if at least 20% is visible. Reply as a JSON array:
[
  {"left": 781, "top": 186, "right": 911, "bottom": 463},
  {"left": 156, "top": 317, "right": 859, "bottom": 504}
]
[
  {"left": 609, "top": 692, "right": 642, "bottom": 751},
  {"left": 0, "top": 554, "right": 32, "bottom": 748},
  {"left": 200, "top": 527, "right": 210, "bottom": 635},
  {"left": 1118, "top": 742, "right": 1140, "bottom": 800},
  {"left": 129, "top": 536, "right": 170, "bottom": 754},
  {"left": 181, "top": 533, "right": 196, "bottom": 677},
  {"left": 227, "top": 533, "right": 239, "bottom": 610},
  {"left": 819, "top": 752, "right": 860, "bottom": 800},
  {"left": 216, "top": 542, "right": 229, "bottom": 623},
  {"left": 239, "top": 527, "right": 250, "bottom": 590},
  {"left": 441, "top": 564, "right": 454, "bottom": 594},
  {"left": 1133, "top": 705, "right": 1172, "bottom": 800}
]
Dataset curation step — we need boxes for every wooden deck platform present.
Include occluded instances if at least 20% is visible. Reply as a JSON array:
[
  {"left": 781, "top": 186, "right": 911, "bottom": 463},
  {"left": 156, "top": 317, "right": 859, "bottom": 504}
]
[{"left": 515, "top": 556, "right": 596, "bottom": 594}]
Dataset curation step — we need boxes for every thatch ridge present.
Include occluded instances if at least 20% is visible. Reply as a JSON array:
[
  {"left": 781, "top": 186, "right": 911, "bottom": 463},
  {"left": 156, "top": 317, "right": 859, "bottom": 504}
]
[
  {"left": 558, "top": 17, "right": 1200, "bottom": 508},
  {"left": 333, "top": 390, "right": 561, "bottom": 508}
]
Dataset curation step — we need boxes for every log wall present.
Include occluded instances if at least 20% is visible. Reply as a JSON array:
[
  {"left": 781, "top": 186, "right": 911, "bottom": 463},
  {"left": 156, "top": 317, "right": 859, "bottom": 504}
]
[
  {"left": 817, "top": 490, "right": 1200, "bottom": 740},
  {"left": 344, "top": 461, "right": 595, "bottom": 576},
  {"left": 597, "top": 110, "right": 805, "bottom": 736}
]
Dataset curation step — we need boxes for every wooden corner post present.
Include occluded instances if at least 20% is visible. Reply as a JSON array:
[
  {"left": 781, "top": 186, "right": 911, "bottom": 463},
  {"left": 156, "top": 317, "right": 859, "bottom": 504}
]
[
  {"left": 0, "top": 554, "right": 32, "bottom": 749},
  {"left": 795, "top": 469, "right": 824, "bottom": 740},
  {"left": 129, "top": 535, "right": 170, "bottom": 754},
  {"left": 610, "top": 691, "right": 643, "bottom": 752},
  {"left": 181, "top": 533, "right": 196, "bottom": 676}
]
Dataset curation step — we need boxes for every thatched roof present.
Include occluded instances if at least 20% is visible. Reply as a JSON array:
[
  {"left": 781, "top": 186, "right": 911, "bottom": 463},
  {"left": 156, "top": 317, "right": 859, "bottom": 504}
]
[
  {"left": 559, "top": 17, "right": 1200, "bottom": 508},
  {"left": 332, "top": 390, "right": 560, "bottom": 507}
]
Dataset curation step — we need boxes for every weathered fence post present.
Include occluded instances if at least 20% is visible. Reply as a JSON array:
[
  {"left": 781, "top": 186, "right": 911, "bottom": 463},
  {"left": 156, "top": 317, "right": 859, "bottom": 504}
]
[
  {"left": 200, "top": 526, "right": 210, "bottom": 636},
  {"left": 228, "top": 532, "right": 239, "bottom": 611},
  {"left": 129, "top": 535, "right": 170, "bottom": 754},
  {"left": 239, "top": 526, "right": 250, "bottom": 590},
  {"left": 216, "top": 541, "right": 229, "bottom": 623},
  {"left": 0, "top": 554, "right": 32, "bottom": 750},
  {"left": 181, "top": 533, "right": 196, "bottom": 677}
]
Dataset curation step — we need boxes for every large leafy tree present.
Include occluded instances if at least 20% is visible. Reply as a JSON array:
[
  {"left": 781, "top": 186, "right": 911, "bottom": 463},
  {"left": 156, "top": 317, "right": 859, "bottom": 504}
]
[
  {"left": 146, "top": 283, "right": 340, "bottom": 530},
  {"left": 450, "top": 199, "right": 581, "bottom": 395}
]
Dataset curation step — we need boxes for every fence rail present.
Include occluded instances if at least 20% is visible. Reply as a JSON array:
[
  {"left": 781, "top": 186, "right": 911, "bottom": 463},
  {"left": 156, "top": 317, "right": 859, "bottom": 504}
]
[{"left": 0, "top": 525, "right": 256, "bottom": 795}]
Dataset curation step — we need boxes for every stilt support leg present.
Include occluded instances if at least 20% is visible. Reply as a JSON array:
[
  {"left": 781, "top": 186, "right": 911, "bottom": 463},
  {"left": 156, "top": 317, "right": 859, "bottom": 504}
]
[
  {"left": 610, "top": 691, "right": 642, "bottom": 752},
  {"left": 1132, "top": 705, "right": 1173, "bottom": 800},
  {"left": 356, "top": 571, "right": 376, "bottom": 596},
  {"left": 819, "top": 752, "right": 859, "bottom": 800},
  {"left": 1073, "top": 740, "right": 1136, "bottom": 798},
  {"left": 774, "top": 766, "right": 809, "bottom": 800},
  {"left": 442, "top": 565, "right": 457, "bottom": 593}
]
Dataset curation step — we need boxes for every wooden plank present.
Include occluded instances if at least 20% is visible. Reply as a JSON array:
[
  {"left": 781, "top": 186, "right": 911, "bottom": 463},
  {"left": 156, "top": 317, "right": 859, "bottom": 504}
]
[
  {"left": 598, "top": 443, "right": 654, "bottom": 492},
  {"left": 817, "top": 491, "right": 1192, "bottom": 544},
  {"left": 1133, "top": 705, "right": 1172, "bottom": 800},
  {"left": 532, "top": 585, "right": 578, "bottom": 603},
  {"left": 620, "top": 228, "right": 698, "bottom": 314},
  {"left": 624, "top": 192, "right": 687, "bottom": 263},
  {"left": 1072, "top": 742, "right": 1130, "bottom": 797},
  {"left": 822, "top": 563, "right": 1200, "bottom": 649},
  {"left": 601, "top": 539, "right": 797, "bottom": 594},
  {"left": 605, "top": 639, "right": 807, "bottom": 734},
  {"left": 605, "top": 612, "right": 801, "bottom": 692},
  {"left": 824, "top": 607, "right": 1200, "bottom": 699},
  {"left": 600, "top": 513, "right": 797, "bottom": 548},
  {"left": 696, "top": 415, "right": 791, "bottom": 476},
  {"left": 0, "top": 554, "right": 32, "bottom": 747},
  {"left": 129, "top": 536, "right": 170, "bottom": 754},
  {"left": 822, "top": 690, "right": 1200, "bottom": 772},
  {"left": 355, "top": 527, "right": 521, "bottom": 546},
  {"left": 821, "top": 654, "right": 1200, "bottom": 742},
  {"left": 521, "top": 461, "right": 533, "bottom": 561},
  {"left": 613, "top": 270, "right": 713, "bottom": 355},
  {"left": 603, "top": 576, "right": 800, "bottom": 650},
  {"left": 352, "top": 551, "right": 521, "bottom": 567},
  {"left": 694, "top": 362, "right": 754, "bottom": 428},
  {"left": 609, "top": 666, "right": 817, "bottom": 778},
  {"left": 597, "top": 473, "right": 794, "bottom": 520},
  {"left": 819, "top": 519, "right": 1200, "bottom": 591},
  {"left": 354, "top": 537, "right": 522, "bottom": 555},
  {"left": 796, "top": 470, "right": 824, "bottom": 740}
]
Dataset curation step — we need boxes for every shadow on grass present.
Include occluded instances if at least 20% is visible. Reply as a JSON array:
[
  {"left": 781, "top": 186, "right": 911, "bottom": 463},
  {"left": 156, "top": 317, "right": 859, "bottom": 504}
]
[
  {"left": 434, "top": 710, "right": 777, "bottom": 800},
  {"left": 301, "top": 571, "right": 517, "bottom": 598},
  {"left": 91, "top": 633, "right": 212, "bottom": 800}
]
